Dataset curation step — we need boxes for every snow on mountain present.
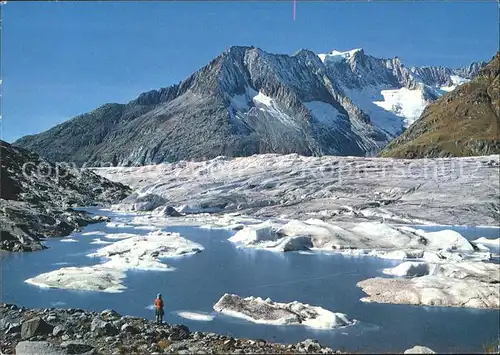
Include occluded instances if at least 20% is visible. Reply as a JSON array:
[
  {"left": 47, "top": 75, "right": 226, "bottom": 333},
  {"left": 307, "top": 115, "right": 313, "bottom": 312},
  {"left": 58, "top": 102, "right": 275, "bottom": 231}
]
[
  {"left": 318, "top": 48, "right": 484, "bottom": 135},
  {"left": 14, "top": 46, "right": 486, "bottom": 166}
]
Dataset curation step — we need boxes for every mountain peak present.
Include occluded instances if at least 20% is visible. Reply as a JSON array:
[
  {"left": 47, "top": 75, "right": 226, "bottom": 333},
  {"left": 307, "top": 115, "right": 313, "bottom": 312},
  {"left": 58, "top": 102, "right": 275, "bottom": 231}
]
[{"left": 318, "top": 48, "right": 364, "bottom": 64}]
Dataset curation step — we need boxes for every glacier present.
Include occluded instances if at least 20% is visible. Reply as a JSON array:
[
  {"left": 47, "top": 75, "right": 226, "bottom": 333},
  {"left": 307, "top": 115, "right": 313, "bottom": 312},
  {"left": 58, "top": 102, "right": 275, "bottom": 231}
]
[{"left": 91, "top": 153, "right": 499, "bottom": 309}]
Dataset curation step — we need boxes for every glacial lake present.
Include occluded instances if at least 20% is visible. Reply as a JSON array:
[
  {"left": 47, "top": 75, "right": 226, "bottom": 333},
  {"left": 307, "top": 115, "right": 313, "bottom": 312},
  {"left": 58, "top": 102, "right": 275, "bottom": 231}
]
[{"left": 1, "top": 209, "right": 499, "bottom": 353}]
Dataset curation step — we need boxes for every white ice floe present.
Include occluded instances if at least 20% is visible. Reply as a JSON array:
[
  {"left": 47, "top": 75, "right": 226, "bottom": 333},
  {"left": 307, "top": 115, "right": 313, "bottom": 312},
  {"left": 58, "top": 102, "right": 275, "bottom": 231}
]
[
  {"left": 383, "top": 262, "right": 434, "bottom": 277},
  {"left": 359, "top": 260, "right": 500, "bottom": 309},
  {"left": 176, "top": 311, "right": 215, "bottom": 322},
  {"left": 89, "top": 230, "right": 204, "bottom": 271},
  {"left": 404, "top": 345, "right": 436, "bottom": 354},
  {"left": 25, "top": 265, "right": 126, "bottom": 293},
  {"left": 228, "top": 219, "right": 477, "bottom": 259},
  {"left": 103, "top": 233, "right": 137, "bottom": 240},
  {"left": 213, "top": 293, "right": 355, "bottom": 329},
  {"left": 383, "top": 261, "right": 499, "bottom": 283},
  {"left": 81, "top": 231, "right": 106, "bottom": 236},
  {"left": 105, "top": 222, "right": 130, "bottom": 229},
  {"left": 357, "top": 275, "right": 499, "bottom": 309},
  {"left": 60, "top": 238, "right": 78, "bottom": 243},
  {"left": 90, "top": 238, "right": 113, "bottom": 245},
  {"left": 26, "top": 230, "right": 204, "bottom": 293},
  {"left": 228, "top": 221, "right": 279, "bottom": 246},
  {"left": 471, "top": 237, "right": 500, "bottom": 247}
]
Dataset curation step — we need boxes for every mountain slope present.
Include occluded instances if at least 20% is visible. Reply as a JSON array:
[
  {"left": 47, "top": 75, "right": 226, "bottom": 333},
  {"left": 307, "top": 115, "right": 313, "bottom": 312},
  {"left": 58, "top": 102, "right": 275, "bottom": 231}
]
[
  {"left": 14, "top": 46, "right": 484, "bottom": 166},
  {"left": 380, "top": 52, "right": 500, "bottom": 158},
  {"left": 0, "top": 140, "right": 130, "bottom": 251}
]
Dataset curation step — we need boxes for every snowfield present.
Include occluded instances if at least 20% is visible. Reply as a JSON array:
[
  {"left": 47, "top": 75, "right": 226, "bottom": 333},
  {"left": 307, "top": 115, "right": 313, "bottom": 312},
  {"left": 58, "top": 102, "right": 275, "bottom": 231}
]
[{"left": 213, "top": 294, "right": 355, "bottom": 329}]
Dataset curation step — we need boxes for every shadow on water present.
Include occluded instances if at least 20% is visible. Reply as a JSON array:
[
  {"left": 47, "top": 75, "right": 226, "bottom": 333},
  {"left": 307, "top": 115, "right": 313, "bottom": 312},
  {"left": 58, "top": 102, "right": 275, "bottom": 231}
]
[{"left": 1, "top": 210, "right": 499, "bottom": 353}]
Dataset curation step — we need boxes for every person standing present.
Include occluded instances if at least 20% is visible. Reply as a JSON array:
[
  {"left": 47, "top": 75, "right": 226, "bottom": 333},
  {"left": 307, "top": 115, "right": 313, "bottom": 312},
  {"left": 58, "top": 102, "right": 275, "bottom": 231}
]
[{"left": 154, "top": 293, "right": 164, "bottom": 324}]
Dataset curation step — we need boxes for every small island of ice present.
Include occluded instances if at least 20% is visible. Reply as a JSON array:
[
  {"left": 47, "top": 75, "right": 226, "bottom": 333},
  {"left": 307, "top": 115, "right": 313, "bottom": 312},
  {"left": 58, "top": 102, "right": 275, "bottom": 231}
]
[
  {"left": 213, "top": 293, "right": 355, "bottom": 329},
  {"left": 358, "top": 261, "right": 500, "bottom": 309},
  {"left": 25, "top": 230, "right": 204, "bottom": 293}
]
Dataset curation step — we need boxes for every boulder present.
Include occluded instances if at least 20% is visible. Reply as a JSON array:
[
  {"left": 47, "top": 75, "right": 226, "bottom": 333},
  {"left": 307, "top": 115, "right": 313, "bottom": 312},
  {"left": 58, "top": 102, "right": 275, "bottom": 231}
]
[
  {"left": 168, "top": 324, "right": 190, "bottom": 341},
  {"left": 100, "top": 309, "right": 121, "bottom": 319},
  {"left": 297, "top": 339, "right": 321, "bottom": 353},
  {"left": 60, "top": 341, "right": 94, "bottom": 354},
  {"left": 53, "top": 325, "right": 65, "bottom": 337},
  {"left": 15, "top": 341, "right": 68, "bottom": 355},
  {"left": 120, "top": 323, "right": 140, "bottom": 334},
  {"left": 403, "top": 345, "right": 436, "bottom": 354},
  {"left": 90, "top": 317, "right": 119, "bottom": 336},
  {"left": 21, "top": 317, "right": 54, "bottom": 339}
]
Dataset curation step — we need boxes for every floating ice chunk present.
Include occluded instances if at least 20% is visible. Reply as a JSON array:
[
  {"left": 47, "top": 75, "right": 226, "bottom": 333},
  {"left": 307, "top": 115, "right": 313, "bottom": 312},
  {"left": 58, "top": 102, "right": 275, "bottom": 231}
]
[
  {"left": 60, "top": 238, "right": 78, "bottom": 243},
  {"left": 369, "top": 250, "right": 408, "bottom": 260},
  {"left": 471, "top": 237, "right": 500, "bottom": 247},
  {"left": 213, "top": 293, "right": 356, "bottom": 329},
  {"left": 105, "top": 222, "right": 130, "bottom": 229},
  {"left": 404, "top": 228, "right": 474, "bottom": 252},
  {"left": 81, "top": 231, "right": 106, "bottom": 236},
  {"left": 90, "top": 238, "right": 113, "bottom": 245},
  {"left": 383, "top": 262, "right": 434, "bottom": 277},
  {"left": 103, "top": 233, "right": 137, "bottom": 240},
  {"left": 404, "top": 345, "right": 436, "bottom": 354},
  {"left": 176, "top": 311, "right": 215, "bottom": 322},
  {"left": 88, "top": 230, "right": 203, "bottom": 272},
  {"left": 25, "top": 265, "right": 127, "bottom": 293},
  {"left": 26, "top": 230, "right": 204, "bottom": 293},
  {"left": 357, "top": 275, "right": 500, "bottom": 309},
  {"left": 228, "top": 221, "right": 279, "bottom": 246}
]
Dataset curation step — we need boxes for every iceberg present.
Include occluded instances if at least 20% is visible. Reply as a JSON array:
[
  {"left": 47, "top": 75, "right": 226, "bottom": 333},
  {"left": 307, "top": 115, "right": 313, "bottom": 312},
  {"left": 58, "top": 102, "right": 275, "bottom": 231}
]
[
  {"left": 26, "top": 230, "right": 204, "bottom": 293},
  {"left": 213, "top": 293, "right": 356, "bottom": 329},
  {"left": 360, "top": 261, "right": 500, "bottom": 309},
  {"left": 25, "top": 265, "right": 126, "bottom": 293}
]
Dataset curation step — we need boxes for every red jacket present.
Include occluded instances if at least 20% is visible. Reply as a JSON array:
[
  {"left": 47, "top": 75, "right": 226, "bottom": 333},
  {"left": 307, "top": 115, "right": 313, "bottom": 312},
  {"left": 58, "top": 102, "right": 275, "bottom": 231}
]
[{"left": 155, "top": 298, "right": 164, "bottom": 309}]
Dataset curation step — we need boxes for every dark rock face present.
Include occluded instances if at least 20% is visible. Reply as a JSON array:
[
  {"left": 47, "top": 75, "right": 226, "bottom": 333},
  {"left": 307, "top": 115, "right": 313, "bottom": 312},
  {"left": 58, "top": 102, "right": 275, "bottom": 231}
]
[
  {"left": 380, "top": 52, "right": 500, "bottom": 158},
  {"left": 0, "top": 140, "right": 130, "bottom": 252},
  {"left": 21, "top": 317, "right": 54, "bottom": 340},
  {"left": 13, "top": 46, "right": 485, "bottom": 166}
]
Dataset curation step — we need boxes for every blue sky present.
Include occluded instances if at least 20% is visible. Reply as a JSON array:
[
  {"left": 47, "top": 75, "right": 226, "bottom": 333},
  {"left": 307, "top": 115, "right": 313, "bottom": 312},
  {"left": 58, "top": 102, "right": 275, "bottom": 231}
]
[{"left": 2, "top": 1, "right": 498, "bottom": 142}]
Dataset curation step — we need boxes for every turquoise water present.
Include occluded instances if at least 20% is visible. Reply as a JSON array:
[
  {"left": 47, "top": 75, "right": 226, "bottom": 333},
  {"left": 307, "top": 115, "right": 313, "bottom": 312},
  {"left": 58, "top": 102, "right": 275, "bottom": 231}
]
[{"left": 1, "top": 210, "right": 499, "bottom": 353}]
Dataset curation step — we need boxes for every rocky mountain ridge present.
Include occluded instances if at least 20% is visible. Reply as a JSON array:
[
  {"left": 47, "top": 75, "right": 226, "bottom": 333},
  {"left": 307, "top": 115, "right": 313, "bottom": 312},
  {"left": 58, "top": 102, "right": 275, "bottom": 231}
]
[
  {"left": 380, "top": 52, "right": 500, "bottom": 158},
  {"left": 14, "top": 46, "right": 485, "bottom": 166}
]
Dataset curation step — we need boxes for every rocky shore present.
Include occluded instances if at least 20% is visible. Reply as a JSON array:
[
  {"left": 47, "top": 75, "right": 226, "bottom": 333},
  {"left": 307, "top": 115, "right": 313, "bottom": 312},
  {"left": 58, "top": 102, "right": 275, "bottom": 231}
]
[
  {"left": 0, "top": 140, "right": 130, "bottom": 252},
  {"left": 0, "top": 303, "right": 342, "bottom": 354}
]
